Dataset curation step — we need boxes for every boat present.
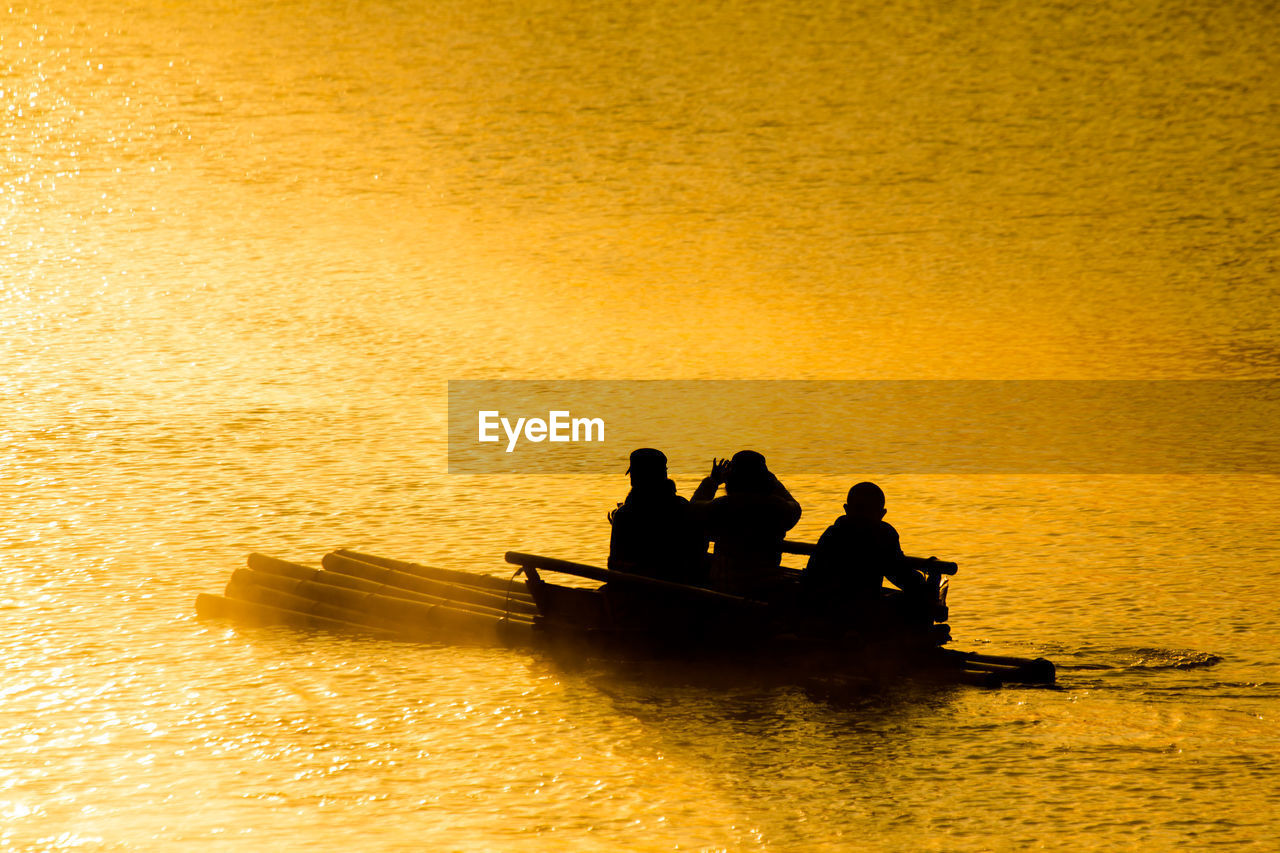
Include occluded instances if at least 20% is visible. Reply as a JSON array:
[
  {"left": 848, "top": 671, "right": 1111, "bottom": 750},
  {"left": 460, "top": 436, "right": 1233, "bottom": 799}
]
[{"left": 195, "top": 542, "right": 1056, "bottom": 689}]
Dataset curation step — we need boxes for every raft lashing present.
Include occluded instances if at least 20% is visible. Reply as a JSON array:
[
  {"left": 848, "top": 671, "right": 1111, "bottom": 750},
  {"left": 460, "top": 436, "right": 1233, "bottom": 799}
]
[{"left": 195, "top": 548, "right": 1056, "bottom": 688}]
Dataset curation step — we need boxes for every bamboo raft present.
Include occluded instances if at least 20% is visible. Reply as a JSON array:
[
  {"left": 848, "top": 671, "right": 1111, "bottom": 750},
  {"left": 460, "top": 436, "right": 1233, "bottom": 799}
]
[{"left": 195, "top": 544, "right": 1056, "bottom": 689}]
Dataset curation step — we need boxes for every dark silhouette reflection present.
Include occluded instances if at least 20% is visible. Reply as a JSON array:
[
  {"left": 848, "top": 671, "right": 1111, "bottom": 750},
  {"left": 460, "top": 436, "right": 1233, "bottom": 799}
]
[
  {"left": 800, "top": 482, "right": 933, "bottom": 638},
  {"left": 607, "top": 448, "right": 708, "bottom": 584},
  {"left": 690, "top": 450, "right": 802, "bottom": 598}
]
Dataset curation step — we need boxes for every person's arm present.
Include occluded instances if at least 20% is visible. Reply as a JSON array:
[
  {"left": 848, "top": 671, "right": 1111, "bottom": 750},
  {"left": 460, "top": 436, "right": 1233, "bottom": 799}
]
[
  {"left": 800, "top": 525, "right": 833, "bottom": 579},
  {"left": 768, "top": 475, "right": 802, "bottom": 530},
  {"left": 607, "top": 505, "right": 632, "bottom": 571},
  {"left": 691, "top": 457, "right": 730, "bottom": 503},
  {"left": 881, "top": 524, "right": 926, "bottom": 592},
  {"left": 799, "top": 524, "right": 844, "bottom": 612}
]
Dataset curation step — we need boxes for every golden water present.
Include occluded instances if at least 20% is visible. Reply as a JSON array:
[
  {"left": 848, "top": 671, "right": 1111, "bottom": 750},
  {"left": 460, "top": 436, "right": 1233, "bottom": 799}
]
[{"left": 2, "top": 0, "right": 1278, "bottom": 849}]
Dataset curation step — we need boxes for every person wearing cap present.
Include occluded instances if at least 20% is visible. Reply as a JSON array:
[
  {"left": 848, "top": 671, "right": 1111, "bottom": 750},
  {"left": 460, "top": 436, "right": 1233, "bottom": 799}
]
[
  {"left": 689, "top": 450, "right": 802, "bottom": 599},
  {"left": 607, "top": 448, "right": 708, "bottom": 584},
  {"left": 799, "top": 482, "right": 929, "bottom": 635}
]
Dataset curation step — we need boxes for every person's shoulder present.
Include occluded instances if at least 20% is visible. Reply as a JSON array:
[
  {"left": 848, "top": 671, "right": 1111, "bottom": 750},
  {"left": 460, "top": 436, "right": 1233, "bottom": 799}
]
[
  {"left": 876, "top": 520, "right": 902, "bottom": 550},
  {"left": 814, "top": 515, "right": 848, "bottom": 546}
]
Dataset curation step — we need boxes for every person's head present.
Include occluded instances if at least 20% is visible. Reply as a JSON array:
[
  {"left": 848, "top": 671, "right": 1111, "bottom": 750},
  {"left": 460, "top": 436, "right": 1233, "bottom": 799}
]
[
  {"left": 844, "top": 482, "right": 886, "bottom": 521},
  {"left": 725, "top": 449, "right": 771, "bottom": 494},
  {"left": 626, "top": 448, "right": 668, "bottom": 486}
]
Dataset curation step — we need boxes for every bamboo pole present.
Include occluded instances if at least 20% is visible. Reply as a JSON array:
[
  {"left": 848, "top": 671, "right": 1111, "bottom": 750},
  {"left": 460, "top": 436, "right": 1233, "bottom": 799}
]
[
  {"left": 226, "top": 573, "right": 374, "bottom": 627},
  {"left": 233, "top": 566, "right": 537, "bottom": 627},
  {"left": 335, "top": 549, "right": 533, "bottom": 597},
  {"left": 242, "top": 558, "right": 537, "bottom": 624},
  {"left": 244, "top": 552, "right": 318, "bottom": 580},
  {"left": 221, "top": 569, "right": 537, "bottom": 647},
  {"left": 940, "top": 650, "right": 1056, "bottom": 683},
  {"left": 195, "top": 593, "right": 400, "bottom": 637},
  {"left": 322, "top": 553, "right": 538, "bottom": 616}
]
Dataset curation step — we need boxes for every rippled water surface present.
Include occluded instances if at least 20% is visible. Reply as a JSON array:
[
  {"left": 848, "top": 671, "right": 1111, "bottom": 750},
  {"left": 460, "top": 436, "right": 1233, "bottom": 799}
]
[{"left": 3, "top": 0, "right": 1278, "bottom": 849}]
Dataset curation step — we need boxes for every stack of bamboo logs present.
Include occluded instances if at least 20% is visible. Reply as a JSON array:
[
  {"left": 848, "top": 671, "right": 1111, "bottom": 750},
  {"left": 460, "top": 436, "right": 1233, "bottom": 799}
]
[{"left": 194, "top": 550, "right": 539, "bottom": 647}]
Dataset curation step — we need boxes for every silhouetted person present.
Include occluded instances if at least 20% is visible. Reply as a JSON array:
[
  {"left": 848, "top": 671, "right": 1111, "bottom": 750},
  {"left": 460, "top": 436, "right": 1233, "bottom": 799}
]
[
  {"left": 608, "top": 448, "right": 708, "bottom": 584},
  {"left": 800, "top": 482, "right": 929, "bottom": 635},
  {"left": 690, "top": 450, "right": 801, "bottom": 599}
]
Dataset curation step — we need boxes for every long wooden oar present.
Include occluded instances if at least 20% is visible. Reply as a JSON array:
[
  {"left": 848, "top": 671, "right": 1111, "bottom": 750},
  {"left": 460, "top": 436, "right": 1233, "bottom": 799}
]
[{"left": 504, "top": 552, "right": 765, "bottom": 608}]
